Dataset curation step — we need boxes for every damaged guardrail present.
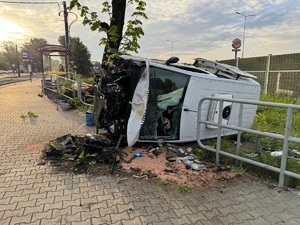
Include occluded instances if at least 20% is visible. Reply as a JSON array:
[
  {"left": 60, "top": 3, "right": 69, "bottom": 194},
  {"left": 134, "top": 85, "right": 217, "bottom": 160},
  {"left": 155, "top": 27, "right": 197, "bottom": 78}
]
[
  {"left": 197, "top": 97, "right": 300, "bottom": 187},
  {"left": 41, "top": 73, "right": 94, "bottom": 106}
]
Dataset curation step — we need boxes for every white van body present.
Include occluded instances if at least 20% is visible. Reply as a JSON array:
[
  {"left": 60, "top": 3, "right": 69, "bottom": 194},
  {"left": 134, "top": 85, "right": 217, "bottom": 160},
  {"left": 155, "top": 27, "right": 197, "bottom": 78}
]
[{"left": 93, "top": 56, "right": 261, "bottom": 146}]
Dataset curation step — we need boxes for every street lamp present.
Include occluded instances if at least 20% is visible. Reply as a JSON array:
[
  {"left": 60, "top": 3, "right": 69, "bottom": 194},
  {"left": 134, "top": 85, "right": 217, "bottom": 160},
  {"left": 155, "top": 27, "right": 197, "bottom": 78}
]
[
  {"left": 167, "top": 40, "right": 177, "bottom": 56},
  {"left": 145, "top": 50, "right": 153, "bottom": 58},
  {"left": 236, "top": 12, "right": 255, "bottom": 58}
]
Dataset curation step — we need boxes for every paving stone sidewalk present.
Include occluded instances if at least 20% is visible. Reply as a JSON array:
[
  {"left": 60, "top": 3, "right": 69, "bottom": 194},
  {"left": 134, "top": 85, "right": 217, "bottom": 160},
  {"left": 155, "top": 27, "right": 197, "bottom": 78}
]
[{"left": 0, "top": 79, "right": 300, "bottom": 225}]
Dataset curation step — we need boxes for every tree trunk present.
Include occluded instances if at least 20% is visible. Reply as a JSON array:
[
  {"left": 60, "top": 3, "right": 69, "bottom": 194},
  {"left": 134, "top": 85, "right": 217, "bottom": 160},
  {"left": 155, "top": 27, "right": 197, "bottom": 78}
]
[{"left": 102, "top": 0, "right": 126, "bottom": 62}]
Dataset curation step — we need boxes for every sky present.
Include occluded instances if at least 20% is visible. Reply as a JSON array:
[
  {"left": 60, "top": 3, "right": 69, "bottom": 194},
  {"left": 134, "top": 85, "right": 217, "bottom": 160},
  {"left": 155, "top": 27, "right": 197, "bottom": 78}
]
[{"left": 0, "top": 0, "right": 299, "bottom": 64}]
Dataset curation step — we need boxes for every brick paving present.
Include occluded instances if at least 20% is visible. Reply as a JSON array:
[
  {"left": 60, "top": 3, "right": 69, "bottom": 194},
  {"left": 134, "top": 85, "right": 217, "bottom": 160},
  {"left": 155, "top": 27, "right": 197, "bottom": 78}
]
[{"left": 0, "top": 79, "right": 300, "bottom": 225}]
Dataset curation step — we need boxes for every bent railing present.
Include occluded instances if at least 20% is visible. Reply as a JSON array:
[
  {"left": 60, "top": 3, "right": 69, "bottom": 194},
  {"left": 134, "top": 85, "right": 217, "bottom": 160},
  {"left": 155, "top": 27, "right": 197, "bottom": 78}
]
[
  {"left": 197, "top": 97, "right": 300, "bottom": 187},
  {"left": 41, "top": 73, "right": 94, "bottom": 106}
]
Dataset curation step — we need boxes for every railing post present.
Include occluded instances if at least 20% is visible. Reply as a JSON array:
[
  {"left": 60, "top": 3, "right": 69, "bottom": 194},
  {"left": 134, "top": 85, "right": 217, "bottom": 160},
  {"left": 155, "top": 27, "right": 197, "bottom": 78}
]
[
  {"left": 264, "top": 54, "right": 272, "bottom": 95},
  {"left": 56, "top": 76, "right": 60, "bottom": 93},
  {"left": 278, "top": 107, "right": 293, "bottom": 187},
  {"left": 236, "top": 103, "right": 244, "bottom": 164},
  {"left": 77, "top": 82, "right": 82, "bottom": 101},
  {"left": 216, "top": 100, "right": 224, "bottom": 165},
  {"left": 42, "top": 74, "right": 45, "bottom": 93}
]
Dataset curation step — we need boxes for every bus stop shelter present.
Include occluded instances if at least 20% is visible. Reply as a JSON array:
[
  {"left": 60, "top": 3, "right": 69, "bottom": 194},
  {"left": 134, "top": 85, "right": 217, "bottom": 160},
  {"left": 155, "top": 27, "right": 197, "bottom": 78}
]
[{"left": 36, "top": 44, "right": 71, "bottom": 78}]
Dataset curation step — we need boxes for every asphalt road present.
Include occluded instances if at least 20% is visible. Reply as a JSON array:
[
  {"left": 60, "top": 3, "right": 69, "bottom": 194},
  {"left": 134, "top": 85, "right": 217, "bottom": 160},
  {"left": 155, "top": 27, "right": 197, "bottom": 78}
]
[{"left": 0, "top": 73, "right": 39, "bottom": 86}]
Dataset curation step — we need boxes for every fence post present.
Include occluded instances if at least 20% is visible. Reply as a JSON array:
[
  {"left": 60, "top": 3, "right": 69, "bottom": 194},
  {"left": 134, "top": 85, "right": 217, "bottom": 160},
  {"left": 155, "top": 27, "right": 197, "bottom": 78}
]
[{"left": 264, "top": 54, "right": 272, "bottom": 95}]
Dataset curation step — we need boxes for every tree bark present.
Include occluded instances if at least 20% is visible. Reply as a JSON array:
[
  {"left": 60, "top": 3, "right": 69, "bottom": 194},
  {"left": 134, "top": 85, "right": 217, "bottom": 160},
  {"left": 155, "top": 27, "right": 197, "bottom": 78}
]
[{"left": 102, "top": 0, "right": 126, "bottom": 62}]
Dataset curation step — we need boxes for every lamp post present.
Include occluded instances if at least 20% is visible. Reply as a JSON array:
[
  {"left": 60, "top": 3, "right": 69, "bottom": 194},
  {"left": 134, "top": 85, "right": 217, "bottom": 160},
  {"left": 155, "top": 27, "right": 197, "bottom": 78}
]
[
  {"left": 236, "top": 12, "right": 255, "bottom": 58},
  {"left": 145, "top": 50, "right": 153, "bottom": 58},
  {"left": 167, "top": 40, "right": 177, "bottom": 56}
]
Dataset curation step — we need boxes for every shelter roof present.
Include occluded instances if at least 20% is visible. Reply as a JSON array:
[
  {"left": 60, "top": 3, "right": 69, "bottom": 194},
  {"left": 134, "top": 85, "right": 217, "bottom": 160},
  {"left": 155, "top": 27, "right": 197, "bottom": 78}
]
[{"left": 36, "top": 45, "right": 70, "bottom": 55}]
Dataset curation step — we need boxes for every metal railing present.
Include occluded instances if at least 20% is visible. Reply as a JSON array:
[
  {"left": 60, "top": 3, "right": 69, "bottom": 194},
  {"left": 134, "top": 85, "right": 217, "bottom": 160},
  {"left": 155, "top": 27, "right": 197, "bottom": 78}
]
[
  {"left": 197, "top": 97, "right": 300, "bottom": 187},
  {"left": 41, "top": 73, "right": 94, "bottom": 106}
]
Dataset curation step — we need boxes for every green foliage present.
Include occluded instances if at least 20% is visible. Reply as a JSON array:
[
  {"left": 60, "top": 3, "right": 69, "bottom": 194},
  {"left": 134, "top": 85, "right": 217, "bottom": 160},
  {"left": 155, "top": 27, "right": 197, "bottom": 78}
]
[
  {"left": 69, "top": 0, "right": 147, "bottom": 56},
  {"left": 59, "top": 80, "right": 74, "bottom": 89},
  {"left": 226, "top": 165, "right": 247, "bottom": 173},
  {"left": 195, "top": 94, "right": 300, "bottom": 187},
  {"left": 250, "top": 94, "right": 300, "bottom": 150},
  {"left": 59, "top": 79, "right": 74, "bottom": 94},
  {"left": 63, "top": 154, "right": 70, "bottom": 159},
  {"left": 195, "top": 147, "right": 215, "bottom": 161},
  {"left": 1, "top": 41, "right": 22, "bottom": 72},
  {"left": 21, "top": 38, "right": 48, "bottom": 72},
  {"left": 58, "top": 36, "right": 93, "bottom": 77},
  {"left": 27, "top": 111, "right": 38, "bottom": 117},
  {"left": 155, "top": 180, "right": 169, "bottom": 186},
  {"left": 230, "top": 94, "right": 300, "bottom": 186},
  {"left": 20, "top": 114, "right": 27, "bottom": 119},
  {"left": 67, "top": 97, "right": 82, "bottom": 108},
  {"left": 67, "top": 97, "right": 93, "bottom": 112},
  {"left": 83, "top": 77, "right": 95, "bottom": 85},
  {"left": 76, "top": 151, "right": 90, "bottom": 164},
  {"left": 74, "top": 74, "right": 94, "bottom": 84},
  {"left": 175, "top": 185, "right": 191, "bottom": 193}
]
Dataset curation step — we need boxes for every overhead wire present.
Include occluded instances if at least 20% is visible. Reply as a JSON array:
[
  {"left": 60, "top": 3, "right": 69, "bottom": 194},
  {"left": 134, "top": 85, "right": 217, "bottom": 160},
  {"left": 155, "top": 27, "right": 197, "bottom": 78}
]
[{"left": 0, "top": 1, "right": 60, "bottom": 10}]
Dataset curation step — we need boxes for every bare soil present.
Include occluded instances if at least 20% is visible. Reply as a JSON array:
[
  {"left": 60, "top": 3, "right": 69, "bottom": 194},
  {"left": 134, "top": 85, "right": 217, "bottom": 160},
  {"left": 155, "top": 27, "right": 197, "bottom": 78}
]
[
  {"left": 120, "top": 144, "right": 244, "bottom": 188},
  {"left": 23, "top": 139, "right": 247, "bottom": 190}
]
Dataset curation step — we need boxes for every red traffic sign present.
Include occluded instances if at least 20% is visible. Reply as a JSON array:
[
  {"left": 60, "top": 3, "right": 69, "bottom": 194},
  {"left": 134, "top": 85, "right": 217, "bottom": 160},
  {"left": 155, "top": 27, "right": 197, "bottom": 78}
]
[{"left": 232, "top": 38, "right": 242, "bottom": 49}]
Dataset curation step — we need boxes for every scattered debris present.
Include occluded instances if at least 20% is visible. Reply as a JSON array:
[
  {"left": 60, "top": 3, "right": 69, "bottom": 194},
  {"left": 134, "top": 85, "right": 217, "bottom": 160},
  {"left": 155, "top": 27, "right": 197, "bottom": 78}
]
[
  {"left": 116, "top": 177, "right": 128, "bottom": 184},
  {"left": 271, "top": 151, "right": 283, "bottom": 157},
  {"left": 41, "top": 133, "right": 246, "bottom": 188},
  {"left": 120, "top": 142, "right": 242, "bottom": 188},
  {"left": 270, "top": 149, "right": 300, "bottom": 160},
  {"left": 42, "top": 134, "right": 123, "bottom": 174}
]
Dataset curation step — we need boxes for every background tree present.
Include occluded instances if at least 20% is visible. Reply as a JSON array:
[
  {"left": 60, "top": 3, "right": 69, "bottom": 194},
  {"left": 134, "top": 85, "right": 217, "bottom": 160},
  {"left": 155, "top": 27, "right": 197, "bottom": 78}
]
[
  {"left": 21, "top": 38, "right": 48, "bottom": 72},
  {"left": 58, "top": 35, "right": 93, "bottom": 77},
  {"left": 2, "top": 42, "right": 21, "bottom": 73},
  {"left": 0, "top": 52, "right": 9, "bottom": 71},
  {"left": 69, "top": 0, "right": 147, "bottom": 62}
]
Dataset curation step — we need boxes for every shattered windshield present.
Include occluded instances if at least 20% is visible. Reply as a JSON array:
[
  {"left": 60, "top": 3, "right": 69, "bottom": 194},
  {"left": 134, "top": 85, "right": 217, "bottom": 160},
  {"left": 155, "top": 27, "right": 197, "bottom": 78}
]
[{"left": 139, "top": 66, "right": 190, "bottom": 140}]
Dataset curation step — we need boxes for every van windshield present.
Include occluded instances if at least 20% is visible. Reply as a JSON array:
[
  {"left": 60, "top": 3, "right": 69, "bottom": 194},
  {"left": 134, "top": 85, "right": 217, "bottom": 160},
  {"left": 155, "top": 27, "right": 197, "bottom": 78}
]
[{"left": 139, "top": 66, "right": 190, "bottom": 140}]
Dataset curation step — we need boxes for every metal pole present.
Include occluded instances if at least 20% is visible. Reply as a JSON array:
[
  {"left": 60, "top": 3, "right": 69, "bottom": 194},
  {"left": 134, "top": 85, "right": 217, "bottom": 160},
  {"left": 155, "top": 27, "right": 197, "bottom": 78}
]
[
  {"left": 167, "top": 40, "right": 176, "bottom": 56},
  {"left": 236, "top": 12, "right": 255, "bottom": 59},
  {"left": 15, "top": 44, "right": 20, "bottom": 77},
  {"left": 278, "top": 107, "right": 293, "bottom": 187},
  {"left": 242, "top": 16, "right": 246, "bottom": 58},
  {"left": 30, "top": 57, "right": 33, "bottom": 82},
  {"left": 63, "top": 1, "right": 70, "bottom": 78},
  {"left": 264, "top": 54, "right": 272, "bottom": 96},
  {"left": 216, "top": 100, "right": 224, "bottom": 165},
  {"left": 236, "top": 57, "right": 240, "bottom": 68}
]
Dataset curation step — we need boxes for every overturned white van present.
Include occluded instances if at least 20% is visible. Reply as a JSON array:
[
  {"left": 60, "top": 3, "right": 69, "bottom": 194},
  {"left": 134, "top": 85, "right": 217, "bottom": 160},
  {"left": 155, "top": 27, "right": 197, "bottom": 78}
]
[{"left": 92, "top": 56, "right": 261, "bottom": 146}]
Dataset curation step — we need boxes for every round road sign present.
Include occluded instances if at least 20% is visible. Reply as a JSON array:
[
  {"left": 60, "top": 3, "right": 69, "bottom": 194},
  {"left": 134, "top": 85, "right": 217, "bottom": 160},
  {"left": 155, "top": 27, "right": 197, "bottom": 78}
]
[{"left": 232, "top": 38, "right": 242, "bottom": 49}]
